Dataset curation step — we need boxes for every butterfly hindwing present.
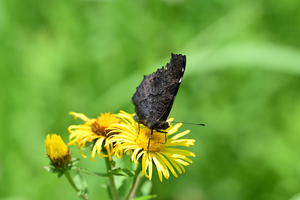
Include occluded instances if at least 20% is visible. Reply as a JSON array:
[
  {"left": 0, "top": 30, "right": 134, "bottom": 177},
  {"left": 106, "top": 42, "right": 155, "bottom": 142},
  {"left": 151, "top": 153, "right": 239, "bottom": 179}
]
[{"left": 132, "top": 53, "right": 186, "bottom": 130}]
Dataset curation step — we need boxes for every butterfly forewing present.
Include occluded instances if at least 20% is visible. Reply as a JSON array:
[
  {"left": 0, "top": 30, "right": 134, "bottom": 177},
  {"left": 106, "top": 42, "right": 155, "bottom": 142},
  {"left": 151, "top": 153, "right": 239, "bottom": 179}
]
[
  {"left": 159, "top": 54, "right": 186, "bottom": 121},
  {"left": 132, "top": 53, "right": 186, "bottom": 130}
]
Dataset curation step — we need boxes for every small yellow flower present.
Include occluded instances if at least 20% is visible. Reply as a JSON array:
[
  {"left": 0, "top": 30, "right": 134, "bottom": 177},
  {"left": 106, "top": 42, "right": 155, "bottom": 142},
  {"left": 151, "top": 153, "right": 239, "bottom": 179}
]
[
  {"left": 68, "top": 112, "right": 122, "bottom": 161},
  {"left": 108, "top": 111, "right": 195, "bottom": 182},
  {"left": 45, "top": 134, "right": 71, "bottom": 168}
]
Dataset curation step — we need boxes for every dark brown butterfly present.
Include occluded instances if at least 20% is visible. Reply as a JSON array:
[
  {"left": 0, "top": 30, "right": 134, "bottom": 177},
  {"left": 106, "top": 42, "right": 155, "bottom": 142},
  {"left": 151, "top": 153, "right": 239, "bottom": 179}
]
[{"left": 132, "top": 53, "right": 186, "bottom": 149}]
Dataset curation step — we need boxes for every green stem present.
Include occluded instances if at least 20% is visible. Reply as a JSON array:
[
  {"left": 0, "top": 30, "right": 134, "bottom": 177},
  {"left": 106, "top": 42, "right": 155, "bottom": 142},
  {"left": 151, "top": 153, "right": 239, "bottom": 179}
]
[
  {"left": 104, "top": 157, "right": 119, "bottom": 200},
  {"left": 125, "top": 161, "right": 142, "bottom": 200},
  {"left": 64, "top": 172, "right": 88, "bottom": 200}
]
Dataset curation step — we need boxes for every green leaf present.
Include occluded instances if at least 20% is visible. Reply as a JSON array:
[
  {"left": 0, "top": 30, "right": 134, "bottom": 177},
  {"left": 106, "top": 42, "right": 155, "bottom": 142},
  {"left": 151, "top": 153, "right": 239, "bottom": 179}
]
[
  {"left": 132, "top": 195, "right": 157, "bottom": 200},
  {"left": 77, "top": 167, "right": 109, "bottom": 177},
  {"left": 73, "top": 171, "right": 88, "bottom": 190},
  {"left": 140, "top": 181, "right": 152, "bottom": 196},
  {"left": 105, "top": 177, "right": 113, "bottom": 200},
  {"left": 109, "top": 168, "right": 135, "bottom": 177},
  {"left": 116, "top": 177, "right": 129, "bottom": 199}
]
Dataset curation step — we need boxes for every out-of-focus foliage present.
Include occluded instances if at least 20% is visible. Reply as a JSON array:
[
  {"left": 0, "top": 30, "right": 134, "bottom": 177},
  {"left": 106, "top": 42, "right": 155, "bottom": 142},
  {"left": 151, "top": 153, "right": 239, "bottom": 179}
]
[{"left": 1, "top": 0, "right": 300, "bottom": 200}]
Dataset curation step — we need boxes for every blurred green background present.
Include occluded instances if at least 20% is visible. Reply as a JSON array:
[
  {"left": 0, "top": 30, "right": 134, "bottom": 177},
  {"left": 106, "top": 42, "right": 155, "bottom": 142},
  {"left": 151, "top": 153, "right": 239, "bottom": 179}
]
[{"left": 1, "top": 0, "right": 300, "bottom": 200}]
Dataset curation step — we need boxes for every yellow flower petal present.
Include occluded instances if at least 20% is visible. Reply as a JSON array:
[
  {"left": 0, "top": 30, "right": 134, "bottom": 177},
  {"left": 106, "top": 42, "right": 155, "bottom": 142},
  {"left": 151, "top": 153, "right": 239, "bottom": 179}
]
[
  {"left": 69, "top": 112, "right": 91, "bottom": 123},
  {"left": 156, "top": 153, "right": 178, "bottom": 178},
  {"left": 170, "top": 130, "right": 191, "bottom": 140}
]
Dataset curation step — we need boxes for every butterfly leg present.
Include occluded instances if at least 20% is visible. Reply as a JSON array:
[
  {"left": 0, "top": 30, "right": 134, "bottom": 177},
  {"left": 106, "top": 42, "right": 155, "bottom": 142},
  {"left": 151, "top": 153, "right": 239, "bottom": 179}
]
[
  {"left": 135, "top": 122, "right": 141, "bottom": 142},
  {"left": 147, "top": 129, "right": 154, "bottom": 152},
  {"left": 146, "top": 129, "right": 154, "bottom": 160},
  {"left": 156, "top": 129, "right": 168, "bottom": 144}
]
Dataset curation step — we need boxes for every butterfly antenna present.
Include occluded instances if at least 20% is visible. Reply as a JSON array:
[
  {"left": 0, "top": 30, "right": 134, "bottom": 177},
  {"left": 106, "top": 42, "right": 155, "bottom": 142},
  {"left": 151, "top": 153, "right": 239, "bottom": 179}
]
[{"left": 171, "top": 121, "right": 206, "bottom": 126}]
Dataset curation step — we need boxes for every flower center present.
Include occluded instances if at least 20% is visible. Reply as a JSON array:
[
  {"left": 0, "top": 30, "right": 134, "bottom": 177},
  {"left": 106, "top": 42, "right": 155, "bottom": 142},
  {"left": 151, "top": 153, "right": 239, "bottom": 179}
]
[
  {"left": 91, "top": 113, "right": 120, "bottom": 137},
  {"left": 135, "top": 127, "right": 167, "bottom": 152},
  {"left": 91, "top": 121, "right": 106, "bottom": 136}
]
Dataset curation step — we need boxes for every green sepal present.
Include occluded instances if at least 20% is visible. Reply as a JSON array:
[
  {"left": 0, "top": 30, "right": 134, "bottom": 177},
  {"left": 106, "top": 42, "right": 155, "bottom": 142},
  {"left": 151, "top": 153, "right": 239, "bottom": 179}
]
[
  {"left": 110, "top": 160, "right": 116, "bottom": 168},
  {"left": 71, "top": 158, "right": 80, "bottom": 165},
  {"left": 76, "top": 189, "right": 88, "bottom": 198},
  {"left": 44, "top": 165, "right": 64, "bottom": 178},
  {"left": 44, "top": 166, "right": 56, "bottom": 173},
  {"left": 57, "top": 171, "right": 64, "bottom": 178},
  {"left": 109, "top": 167, "right": 135, "bottom": 177},
  {"left": 44, "top": 157, "right": 80, "bottom": 177}
]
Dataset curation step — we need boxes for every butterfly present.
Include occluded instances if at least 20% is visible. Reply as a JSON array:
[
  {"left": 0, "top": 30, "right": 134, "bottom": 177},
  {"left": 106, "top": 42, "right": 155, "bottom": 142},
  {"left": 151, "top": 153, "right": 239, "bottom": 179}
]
[{"left": 132, "top": 53, "right": 186, "bottom": 149}]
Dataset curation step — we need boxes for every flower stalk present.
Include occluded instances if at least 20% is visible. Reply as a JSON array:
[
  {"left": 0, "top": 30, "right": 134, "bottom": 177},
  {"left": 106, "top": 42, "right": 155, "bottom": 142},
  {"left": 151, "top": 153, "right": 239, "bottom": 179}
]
[
  {"left": 125, "top": 161, "right": 142, "bottom": 200},
  {"left": 104, "top": 156, "right": 119, "bottom": 200}
]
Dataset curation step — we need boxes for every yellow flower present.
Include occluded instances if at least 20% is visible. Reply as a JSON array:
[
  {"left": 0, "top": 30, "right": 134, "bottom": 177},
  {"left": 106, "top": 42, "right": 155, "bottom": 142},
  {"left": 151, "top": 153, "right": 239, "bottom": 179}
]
[
  {"left": 68, "top": 112, "right": 122, "bottom": 161},
  {"left": 45, "top": 134, "right": 71, "bottom": 167},
  {"left": 108, "top": 111, "right": 195, "bottom": 182}
]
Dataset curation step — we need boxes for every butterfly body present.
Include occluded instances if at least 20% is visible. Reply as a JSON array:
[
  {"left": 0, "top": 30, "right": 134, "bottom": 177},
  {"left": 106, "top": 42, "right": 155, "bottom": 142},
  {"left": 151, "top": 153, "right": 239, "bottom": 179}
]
[{"left": 132, "top": 53, "right": 186, "bottom": 131}]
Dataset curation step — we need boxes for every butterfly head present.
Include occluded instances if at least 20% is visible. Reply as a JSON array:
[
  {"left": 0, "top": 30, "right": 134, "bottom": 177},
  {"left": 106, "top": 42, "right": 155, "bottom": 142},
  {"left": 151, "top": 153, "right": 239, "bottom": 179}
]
[
  {"left": 134, "top": 114, "right": 170, "bottom": 130},
  {"left": 149, "top": 120, "right": 170, "bottom": 130}
]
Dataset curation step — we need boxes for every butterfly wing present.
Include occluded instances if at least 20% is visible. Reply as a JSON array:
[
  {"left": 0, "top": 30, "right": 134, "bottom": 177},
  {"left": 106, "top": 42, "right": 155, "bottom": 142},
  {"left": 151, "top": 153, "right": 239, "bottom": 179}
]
[{"left": 132, "top": 53, "right": 186, "bottom": 130}]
